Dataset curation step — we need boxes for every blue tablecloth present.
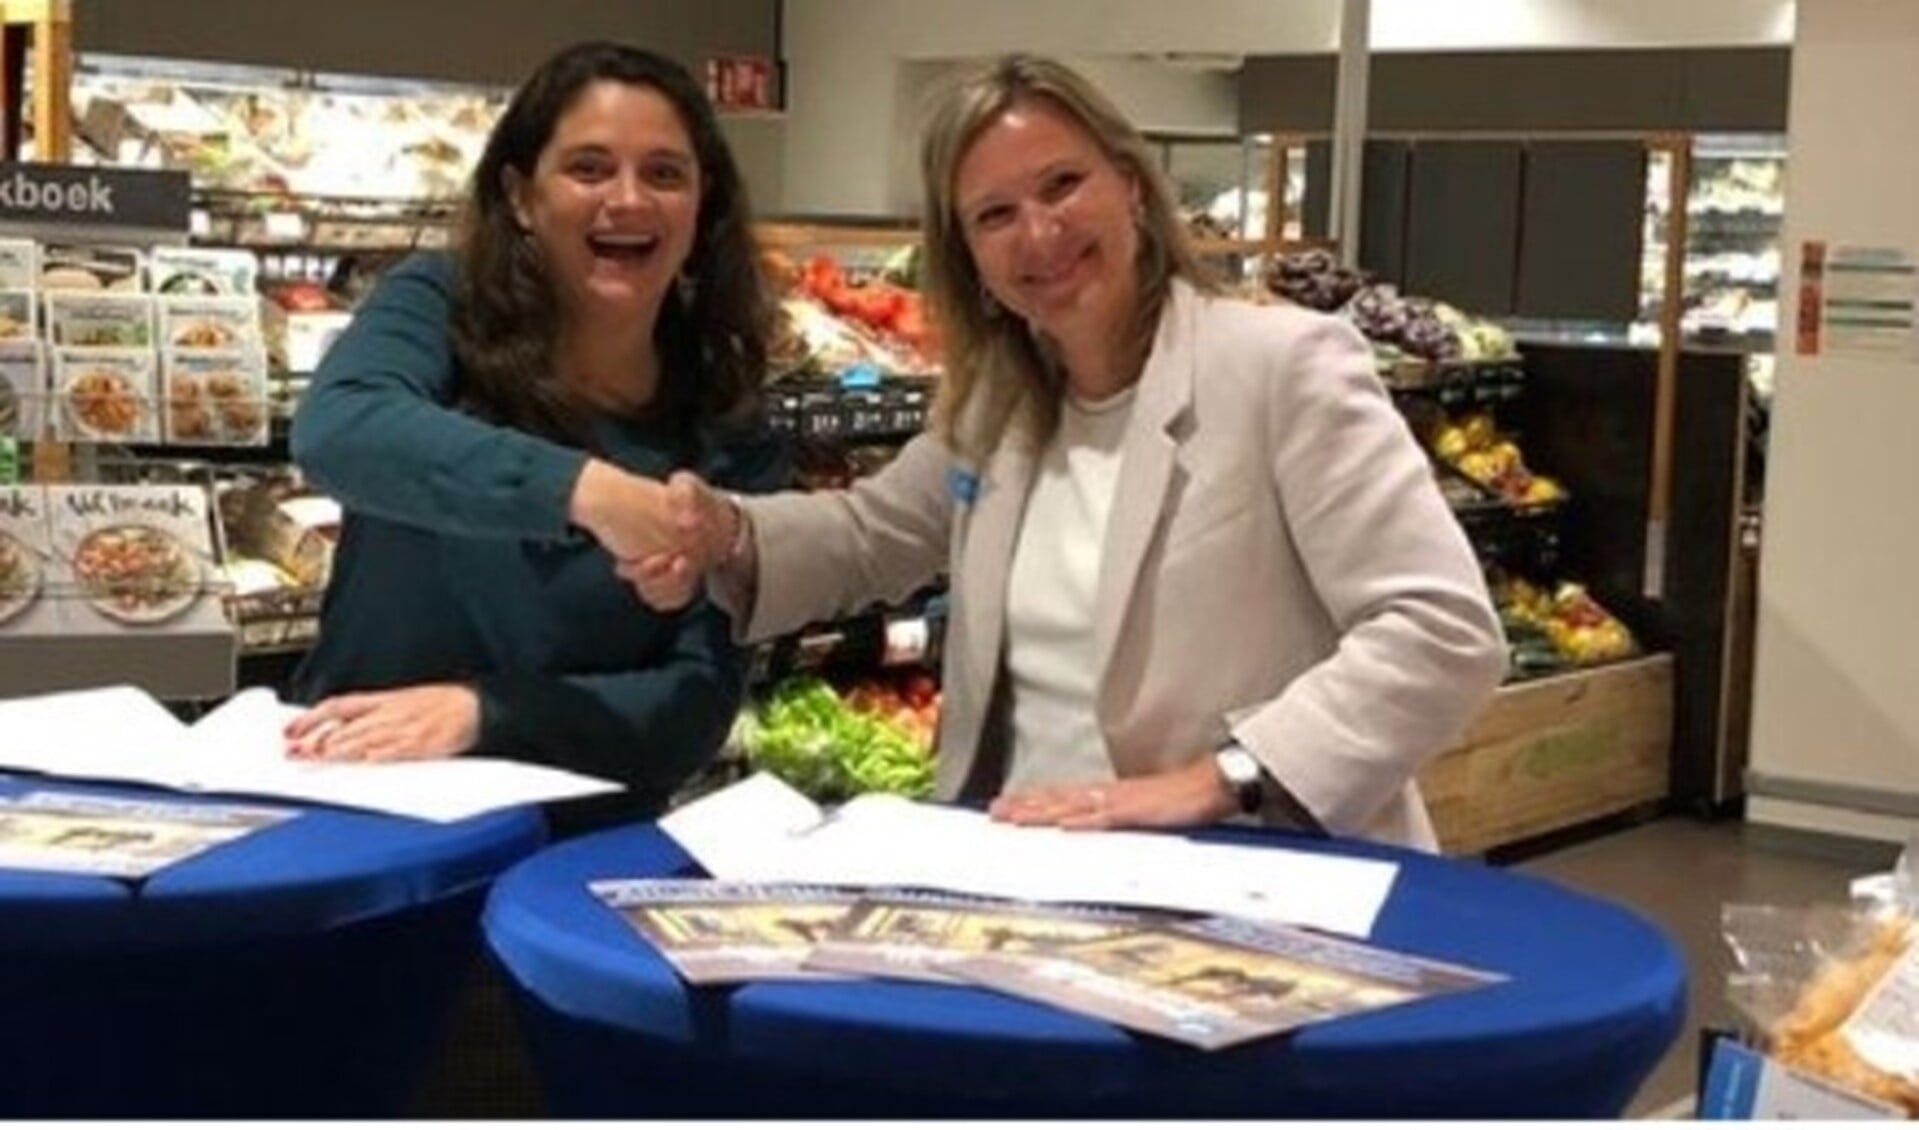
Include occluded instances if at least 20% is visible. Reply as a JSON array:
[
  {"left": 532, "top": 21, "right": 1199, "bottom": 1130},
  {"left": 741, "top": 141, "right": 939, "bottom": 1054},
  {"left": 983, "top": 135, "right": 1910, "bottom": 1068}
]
[
  {"left": 485, "top": 821, "right": 1687, "bottom": 1118},
  {"left": 0, "top": 774, "right": 545, "bottom": 1116}
]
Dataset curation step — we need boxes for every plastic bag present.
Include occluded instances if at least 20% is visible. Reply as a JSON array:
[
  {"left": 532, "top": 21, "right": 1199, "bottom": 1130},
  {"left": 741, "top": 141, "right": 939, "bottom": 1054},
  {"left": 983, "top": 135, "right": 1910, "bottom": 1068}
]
[{"left": 1721, "top": 831, "right": 1919, "bottom": 1113}]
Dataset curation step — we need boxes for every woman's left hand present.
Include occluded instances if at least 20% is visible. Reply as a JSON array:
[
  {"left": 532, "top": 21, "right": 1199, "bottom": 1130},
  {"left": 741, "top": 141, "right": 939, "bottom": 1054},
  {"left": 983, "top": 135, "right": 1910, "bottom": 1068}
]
[
  {"left": 284, "top": 684, "right": 481, "bottom": 762},
  {"left": 988, "top": 757, "right": 1236, "bottom": 830}
]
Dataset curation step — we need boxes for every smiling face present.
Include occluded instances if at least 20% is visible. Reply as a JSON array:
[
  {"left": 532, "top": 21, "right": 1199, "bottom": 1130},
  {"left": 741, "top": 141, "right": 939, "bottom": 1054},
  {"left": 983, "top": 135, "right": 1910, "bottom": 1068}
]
[
  {"left": 507, "top": 80, "right": 701, "bottom": 324},
  {"left": 952, "top": 96, "right": 1141, "bottom": 345}
]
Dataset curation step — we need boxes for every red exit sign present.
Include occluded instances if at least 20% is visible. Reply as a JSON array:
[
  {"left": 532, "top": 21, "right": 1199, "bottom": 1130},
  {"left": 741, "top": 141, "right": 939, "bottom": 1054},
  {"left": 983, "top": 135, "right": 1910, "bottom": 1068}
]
[{"left": 705, "top": 56, "right": 781, "bottom": 112}]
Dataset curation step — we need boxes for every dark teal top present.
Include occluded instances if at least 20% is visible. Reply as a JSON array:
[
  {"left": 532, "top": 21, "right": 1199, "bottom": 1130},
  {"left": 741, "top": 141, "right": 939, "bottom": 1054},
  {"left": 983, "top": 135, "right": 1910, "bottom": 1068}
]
[{"left": 288, "top": 252, "right": 788, "bottom": 820}]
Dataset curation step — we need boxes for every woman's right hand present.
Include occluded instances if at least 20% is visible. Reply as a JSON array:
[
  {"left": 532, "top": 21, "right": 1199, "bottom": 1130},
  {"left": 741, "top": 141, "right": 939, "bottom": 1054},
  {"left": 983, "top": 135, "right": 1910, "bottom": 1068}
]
[
  {"left": 568, "top": 458, "right": 680, "bottom": 561},
  {"left": 617, "top": 470, "right": 740, "bottom": 610}
]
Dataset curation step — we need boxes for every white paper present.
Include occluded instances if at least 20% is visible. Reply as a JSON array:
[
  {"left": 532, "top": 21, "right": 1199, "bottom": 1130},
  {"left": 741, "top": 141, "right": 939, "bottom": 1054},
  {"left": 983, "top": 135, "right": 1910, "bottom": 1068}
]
[
  {"left": 0, "top": 685, "right": 622, "bottom": 822},
  {"left": 657, "top": 769, "right": 832, "bottom": 875},
  {"left": 276, "top": 494, "right": 342, "bottom": 528},
  {"left": 1840, "top": 942, "right": 1919, "bottom": 1084},
  {"left": 0, "top": 684, "right": 196, "bottom": 778},
  {"left": 664, "top": 774, "right": 1398, "bottom": 938}
]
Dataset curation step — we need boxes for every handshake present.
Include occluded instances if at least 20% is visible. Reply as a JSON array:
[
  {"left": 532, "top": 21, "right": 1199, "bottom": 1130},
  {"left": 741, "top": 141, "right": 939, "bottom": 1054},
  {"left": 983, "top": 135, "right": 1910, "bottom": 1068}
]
[{"left": 569, "top": 459, "right": 742, "bottom": 612}]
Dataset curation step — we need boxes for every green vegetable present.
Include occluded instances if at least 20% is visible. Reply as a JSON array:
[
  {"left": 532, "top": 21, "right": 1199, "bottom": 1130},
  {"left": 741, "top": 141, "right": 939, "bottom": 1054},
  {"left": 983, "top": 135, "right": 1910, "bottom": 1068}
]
[{"left": 738, "top": 676, "right": 935, "bottom": 803}]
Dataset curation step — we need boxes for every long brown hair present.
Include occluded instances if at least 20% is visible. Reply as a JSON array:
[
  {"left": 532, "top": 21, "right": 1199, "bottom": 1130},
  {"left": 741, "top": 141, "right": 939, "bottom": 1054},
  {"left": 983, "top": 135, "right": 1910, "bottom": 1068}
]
[
  {"left": 919, "top": 54, "right": 1212, "bottom": 463},
  {"left": 451, "top": 42, "right": 770, "bottom": 444}
]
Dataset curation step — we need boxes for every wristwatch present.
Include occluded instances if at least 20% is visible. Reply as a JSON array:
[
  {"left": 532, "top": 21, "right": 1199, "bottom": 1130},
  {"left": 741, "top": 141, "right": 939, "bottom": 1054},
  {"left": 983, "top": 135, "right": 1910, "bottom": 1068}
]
[{"left": 1213, "top": 743, "right": 1266, "bottom": 816}]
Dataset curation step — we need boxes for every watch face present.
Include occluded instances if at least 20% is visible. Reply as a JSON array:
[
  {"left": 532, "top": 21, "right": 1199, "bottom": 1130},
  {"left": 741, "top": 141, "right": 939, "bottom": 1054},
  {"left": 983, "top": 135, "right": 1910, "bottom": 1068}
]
[
  {"left": 1217, "top": 747, "right": 1260, "bottom": 785},
  {"left": 1216, "top": 748, "right": 1264, "bottom": 814}
]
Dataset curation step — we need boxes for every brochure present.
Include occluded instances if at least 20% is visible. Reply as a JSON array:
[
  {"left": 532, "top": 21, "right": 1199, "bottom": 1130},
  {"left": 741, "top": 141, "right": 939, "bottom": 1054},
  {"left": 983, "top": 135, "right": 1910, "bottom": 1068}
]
[
  {"left": 590, "top": 878, "right": 861, "bottom": 984},
  {"left": 0, "top": 788, "right": 296, "bottom": 878},
  {"left": 805, "top": 889, "right": 1170, "bottom": 984},
  {"left": 952, "top": 914, "right": 1504, "bottom": 1050}
]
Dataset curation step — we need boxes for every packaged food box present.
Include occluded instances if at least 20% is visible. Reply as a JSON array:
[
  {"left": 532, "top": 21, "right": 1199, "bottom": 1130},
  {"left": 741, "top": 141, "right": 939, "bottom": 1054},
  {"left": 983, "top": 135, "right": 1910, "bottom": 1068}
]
[
  {"left": 224, "top": 485, "right": 338, "bottom": 590},
  {"left": 0, "top": 239, "right": 38, "bottom": 291},
  {"left": 0, "top": 291, "right": 36, "bottom": 343},
  {"left": 162, "top": 347, "right": 270, "bottom": 446},
  {"left": 44, "top": 483, "right": 214, "bottom": 628},
  {"left": 39, "top": 243, "right": 147, "bottom": 292},
  {"left": 159, "top": 296, "right": 261, "bottom": 350},
  {"left": 0, "top": 342, "right": 47, "bottom": 441},
  {"left": 45, "top": 292, "right": 154, "bottom": 348},
  {"left": 0, "top": 484, "right": 49, "bottom": 630},
  {"left": 51, "top": 346, "right": 158, "bottom": 442},
  {"left": 151, "top": 246, "right": 260, "bottom": 298}
]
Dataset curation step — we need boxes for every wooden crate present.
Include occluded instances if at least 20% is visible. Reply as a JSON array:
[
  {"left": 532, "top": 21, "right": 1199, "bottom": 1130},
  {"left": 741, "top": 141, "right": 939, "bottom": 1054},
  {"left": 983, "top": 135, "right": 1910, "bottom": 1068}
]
[{"left": 1418, "top": 653, "right": 1674, "bottom": 856}]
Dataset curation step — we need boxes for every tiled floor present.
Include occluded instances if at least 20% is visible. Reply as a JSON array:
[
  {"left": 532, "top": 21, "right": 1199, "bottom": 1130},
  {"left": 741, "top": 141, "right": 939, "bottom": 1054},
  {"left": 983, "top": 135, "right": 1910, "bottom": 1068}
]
[{"left": 1512, "top": 815, "right": 1881, "bottom": 1117}]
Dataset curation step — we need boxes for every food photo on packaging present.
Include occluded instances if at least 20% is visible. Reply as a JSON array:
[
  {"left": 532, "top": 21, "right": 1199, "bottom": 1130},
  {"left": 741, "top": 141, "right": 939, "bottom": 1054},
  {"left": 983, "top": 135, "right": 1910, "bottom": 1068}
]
[
  {"left": 0, "top": 530, "right": 40, "bottom": 627},
  {"left": 163, "top": 348, "right": 269, "bottom": 445},
  {"left": 52, "top": 346, "right": 157, "bottom": 442},
  {"left": 0, "top": 239, "right": 38, "bottom": 291},
  {"left": 39, "top": 243, "right": 147, "bottom": 292},
  {"left": 151, "top": 246, "right": 260, "bottom": 297},
  {"left": 159, "top": 296, "right": 262, "bottom": 351},
  {"left": 0, "top": 342, "right": 46, "bottom": 440},
  {"left": 45, "top": 292, "right": 155, "bottom": 349},
  {"left": 0, "top": 290, "right": 36, "bottom": 342}
]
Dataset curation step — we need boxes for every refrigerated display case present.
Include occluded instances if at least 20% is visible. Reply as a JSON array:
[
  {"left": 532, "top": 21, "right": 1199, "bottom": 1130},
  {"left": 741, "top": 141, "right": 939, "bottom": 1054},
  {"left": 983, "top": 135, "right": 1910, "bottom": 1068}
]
[
  {"left": 64, "top": 53, "right": 507, "bottom": 201},
  {"left": 1149, "top": 133, "right": 1278, "bottom": 243},
  {"left": 1639, "top": 133, "right": 1786, "bottom": 350}
]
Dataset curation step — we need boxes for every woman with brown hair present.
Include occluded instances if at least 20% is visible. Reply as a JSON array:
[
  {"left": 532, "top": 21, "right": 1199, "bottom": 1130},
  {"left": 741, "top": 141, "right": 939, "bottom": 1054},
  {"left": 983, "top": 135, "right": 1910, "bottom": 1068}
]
[
  {"left": 633, "top": 54, "right": 1503, "bottom": 848},
  {"left": 285, "top": 41, "right": 786, "bottom": 823}
]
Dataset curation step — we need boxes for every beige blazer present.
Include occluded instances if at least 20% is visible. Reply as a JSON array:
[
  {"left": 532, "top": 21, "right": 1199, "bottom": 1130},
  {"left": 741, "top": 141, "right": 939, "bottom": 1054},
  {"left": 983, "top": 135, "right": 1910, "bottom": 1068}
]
[{"left": 726, "top": 280, "right": 1506, "bottom": 850}]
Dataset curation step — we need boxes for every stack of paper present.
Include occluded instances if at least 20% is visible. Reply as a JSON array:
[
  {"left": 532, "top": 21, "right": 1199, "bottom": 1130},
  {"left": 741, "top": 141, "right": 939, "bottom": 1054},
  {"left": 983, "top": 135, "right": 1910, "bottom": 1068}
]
[
  {"left": 661, "top": 774, "right": 1401, "bottom": 939},
  {"left": 0, "top": 685, "right": 622, "bottom": 822}
]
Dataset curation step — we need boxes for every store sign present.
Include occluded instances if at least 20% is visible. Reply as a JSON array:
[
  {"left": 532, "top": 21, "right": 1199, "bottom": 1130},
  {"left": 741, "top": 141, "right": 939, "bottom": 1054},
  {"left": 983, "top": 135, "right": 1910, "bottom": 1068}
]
[
  {"left": 0, "top": 164, "right": 191, "bottom": 233},
  {"left": 1807, "top": 240, "right": 1919, "bottom": 363},
  {"left": 705, "top": 56, "right": 780, "bottom": 112}
]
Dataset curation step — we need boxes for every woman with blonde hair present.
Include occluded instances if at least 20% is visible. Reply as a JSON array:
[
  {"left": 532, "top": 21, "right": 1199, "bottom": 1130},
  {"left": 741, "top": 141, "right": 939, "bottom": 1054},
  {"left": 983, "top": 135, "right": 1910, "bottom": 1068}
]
[{"left": 631, "top": 54, "right": 1504, "bottom": 848}]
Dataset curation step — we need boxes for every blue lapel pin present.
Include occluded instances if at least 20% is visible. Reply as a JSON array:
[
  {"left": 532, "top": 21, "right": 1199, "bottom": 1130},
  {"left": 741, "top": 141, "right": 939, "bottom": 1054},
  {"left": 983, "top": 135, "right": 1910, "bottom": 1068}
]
[{"left": 948, "top": 466, "right": 981, "bottom": 505}]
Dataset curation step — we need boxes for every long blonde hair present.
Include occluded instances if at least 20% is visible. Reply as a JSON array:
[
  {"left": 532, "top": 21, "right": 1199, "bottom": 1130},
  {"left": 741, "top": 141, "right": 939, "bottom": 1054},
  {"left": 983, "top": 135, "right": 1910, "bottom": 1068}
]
[{"left": 919, "top": 54, "right": 1211, "bottom": 463}]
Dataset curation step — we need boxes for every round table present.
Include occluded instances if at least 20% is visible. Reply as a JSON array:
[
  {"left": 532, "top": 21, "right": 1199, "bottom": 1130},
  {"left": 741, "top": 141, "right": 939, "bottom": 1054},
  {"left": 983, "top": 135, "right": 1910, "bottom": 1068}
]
[
  {"left": 483, "top": 821, "right": 1687, "bottom": 1118},
  {"left": 0, "top": 775, "right": 544, "bottom": 1117}
]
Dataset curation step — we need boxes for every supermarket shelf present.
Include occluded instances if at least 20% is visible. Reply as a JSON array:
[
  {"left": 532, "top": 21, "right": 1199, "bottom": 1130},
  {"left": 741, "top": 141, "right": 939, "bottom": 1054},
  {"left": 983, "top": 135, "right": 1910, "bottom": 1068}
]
[
  {"left": 765, "top": 376, "right": 937, "bottom": 441},
  {"left": 1382, "top": 357, "right": 1527, "bottom": 407},
  {"left": 1438, "top": 465, "right": 1565, "bottom": 573},
  {"left": 1500, "top": 648, "right": 1652, "bottom": 687},
  {"left": 192, "top": 189, "right": 457, "bottom": 253}
]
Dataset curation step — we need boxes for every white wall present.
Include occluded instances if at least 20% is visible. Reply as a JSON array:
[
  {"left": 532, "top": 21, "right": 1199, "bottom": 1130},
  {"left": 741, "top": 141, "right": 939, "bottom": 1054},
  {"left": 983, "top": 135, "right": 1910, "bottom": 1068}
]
[
  {"left": 1370, "top": 0, "right": 1794, "bottom": 52},
  {"left": 779, "top": 0, "right": 1330, "bottom": 215},
  {"left": 788, "top": 0, "right": 1340, "bottom": 61},
  {"left": 866, "top": 56, "right": 1238, "bottom": 215},
  {"left": 1747, "top": 0, "right": 1919, "bottom": 846},
  {"left": 777, "top": 0, "right": 1798, "bottom": 213},
  {"left": 723, "top": 117, "right": 785, "bottom": 216}
]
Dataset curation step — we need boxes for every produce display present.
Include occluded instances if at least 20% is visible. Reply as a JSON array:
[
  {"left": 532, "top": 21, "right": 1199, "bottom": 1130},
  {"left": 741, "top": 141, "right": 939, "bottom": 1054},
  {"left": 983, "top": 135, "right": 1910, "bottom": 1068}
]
[
  {"left": 736, "top": 675, "right": 940, "bottom": 803},
  {"left": 1493, "top": 573, "right": 1639, "bottom": 672},
  {"left": 763, "top": 252, "right": 940, "bottom": 378},
  {"left": 1263, "top": 249, "right": 1516, "bottom": 368},
  {"left": 1427, "top": 410, "right": 1565, "bottom": 507}
]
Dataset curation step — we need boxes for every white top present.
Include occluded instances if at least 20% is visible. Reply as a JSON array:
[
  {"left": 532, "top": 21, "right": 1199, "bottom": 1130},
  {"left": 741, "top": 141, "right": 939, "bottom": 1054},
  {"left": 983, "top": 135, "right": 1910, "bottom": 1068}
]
[{"left": 1002, "top": 384, "right": 1138, "bottom": 791}]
